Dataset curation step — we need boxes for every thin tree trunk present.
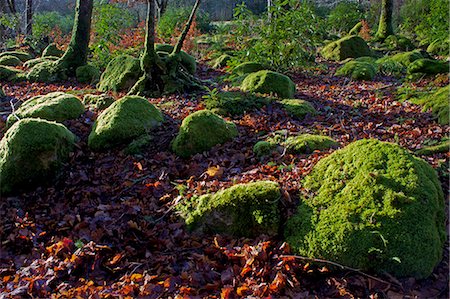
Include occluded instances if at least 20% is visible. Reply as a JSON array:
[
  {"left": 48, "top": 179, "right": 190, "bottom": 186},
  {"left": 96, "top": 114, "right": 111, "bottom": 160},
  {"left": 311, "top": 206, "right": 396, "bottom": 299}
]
[
  {"left": 7, "top": 0, "right": 16, "bottom": 13},
  {"left": 25, "top": 0, "right": 33, "bottom": 35},
  {"left": 173, "top": 0, "right": 201, "bottom": 55},
  {"left": 375, "top": 0, "right": 394, "bottom": 40}
]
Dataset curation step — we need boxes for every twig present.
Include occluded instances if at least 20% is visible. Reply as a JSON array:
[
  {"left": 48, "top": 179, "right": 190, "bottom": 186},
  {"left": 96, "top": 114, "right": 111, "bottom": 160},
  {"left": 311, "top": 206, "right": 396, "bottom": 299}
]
[
  {"left": 10, "top": 100, "right": 20, "bottom": 121},
  {"left": 278, "top": 254, "right": 402, "bottom": 288}
]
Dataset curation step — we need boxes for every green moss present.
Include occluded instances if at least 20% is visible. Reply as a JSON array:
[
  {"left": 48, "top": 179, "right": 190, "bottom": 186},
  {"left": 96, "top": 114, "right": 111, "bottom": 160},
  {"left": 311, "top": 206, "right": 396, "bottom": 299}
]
[
  {"left": 375, "top": 0, "right": 394, "bottom": 40},
  {"left": 253, "top": 141, "right": 277, "bottom": 157},
  {"left": 0, "top": 118, "right": 75, "bottom": 194},
  {"left": 24, "top": 56, "right": 59, "bottom": 68},
  {"left": 410, "top": 86, "right": 449, "bottom": 125},
  {"left": 384, "top": 35, "right": 414, "bottom": 51},
  {"left": 179, "top": 181, "right": 281, "bottom": 237},
  {"left": 285, "top": 139, "right": 446, "bottom": 279},
  {"left": 124, "top": 135, "right": 153, "bottom": 155},
  {"left": 42, "top": 44, "right": 64, "bottom": 57},
  {"left": 407, "top": 59, "right": 448, "bottom": 75},
  {"left": 348, "top": 21, "right": 362, "bottom": 36},
  {"left": 172, "top": 110, "right": 238, "bottom": 158},
  {"left": 279, "top": 99, "right": 317, "bottom": 119},
  {"left": 0, "top": 66, "right": 24, "bottom": 81},
  {"left": 155, "top": 44, "right": 197, "bottom": 74},
  {"left": 0, "top": 51, "right": 32, "bottom": 62},
  {"left": 211, "top": 54, "right": 232, "bottom": 69},
  {"left": 321, "top": 36, "right": 372, "bottom": 61},
  {"left": 416, "top": 139, "right": 449, "bottom": 156},
  {"left": 0, "top": 55, "right": 22, "bottom": 67},
  {"left": 27, "top": 60, "right": 67, "bottom": 83},
  {"left": 88, "top": 95, "right": 164, "bottom": 150},
  {"left": 0, "top": 87, "right": 5, "bottom": 98},
  {"left": 241, "top": 70, "right": 296, "bottom": 99},
  {"left": 376, "top": 50, "right": 423, "bottom": 68},
  {"left": 76, "top": 64, "right": 100, "bottom": 84},
  {"left": 203, "top": 91, "right": 271, "bottom": 116},
  {"left": 232, "top": 62, "right": 266, "bottom": 76},
  {"left": 427, "top": 39, "right": 450, "bottom": 56},
  {"left": 83, "top": 94, "right": 115, "bottom": 110},
  {"left": 336, "top": 60, "right": 377, "bottom": 81},
  {"left": 283, "top": 134, "right": 339, "bottom": 154},
  {"left": 98, "top": 55, "right": 142, "bottom": 92},
  {"left": 6, "top": 92, "right": 85, "bottom": 127}
]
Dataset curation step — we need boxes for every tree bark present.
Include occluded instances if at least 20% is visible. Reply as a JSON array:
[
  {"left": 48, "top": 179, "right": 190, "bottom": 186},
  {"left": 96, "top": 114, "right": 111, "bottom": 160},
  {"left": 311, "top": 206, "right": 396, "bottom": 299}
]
[
  {"left": 375, "top": 0, "right": 394, "bottom": 40},
  {"left": 25, "top": 0, "right": 33, "bottom": 35},
  {"left": 173, "top": 0, "right": 201, "bottom": 54},
  {"left": 57, "top": 0, "right": 94, "bottom": 74}
]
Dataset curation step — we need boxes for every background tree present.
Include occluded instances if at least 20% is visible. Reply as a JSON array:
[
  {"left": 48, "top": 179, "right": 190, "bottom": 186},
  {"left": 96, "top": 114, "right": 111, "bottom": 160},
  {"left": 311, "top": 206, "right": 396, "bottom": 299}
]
[
  {"left": 375, "top": 0, "right": 394, "bottom": 40},
  {"left": 25, "top": 0, "right": 32, "bottom": 35}
]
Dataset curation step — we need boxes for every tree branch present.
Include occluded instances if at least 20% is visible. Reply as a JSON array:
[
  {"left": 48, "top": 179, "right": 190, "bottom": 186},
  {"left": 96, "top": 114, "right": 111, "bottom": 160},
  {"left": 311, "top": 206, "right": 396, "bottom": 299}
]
[{"left": 173, "top": 0, "right": 201, "bottom": 55}]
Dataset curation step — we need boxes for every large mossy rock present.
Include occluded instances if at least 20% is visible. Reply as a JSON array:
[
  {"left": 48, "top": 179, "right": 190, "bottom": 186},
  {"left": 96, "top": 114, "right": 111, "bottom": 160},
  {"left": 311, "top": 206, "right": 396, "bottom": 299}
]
[
  {"left": 98, "top": 55, "right": 142, "bottom": 92},
  {"left": 0, "top": 51, "right": 32, "bottom": 62},
  {"left": 407, "top": 59, "right": 449, "bottom": 75},
  {"left": 0, "top": 66, "right": 24, "bottom": 81},
  {"left": 0, "top": 118, "right": 75, "bottom": 194},
  {"left": 321, "top": 35, "right": 372, "bottom": 61},
  {"left": 76, "top": 64, "right": 100, "bottom": 84},
  {"left": 42, "top": 43, "right": 64, "bottom": 58},
  {"left": 0, "top": 55, "right": 22, "bottom": 67},
  {"left": 335, "top": 60, "right": 377, "bottom": 81},
  {"left": 376, "top": 50, "right": 423, "bottom": 68},
  {"left": 232, "top": 62, "right": 266, "bottom": 76},
  {"left": 155, "top": 44, "right": 197, "bottom": 75},
  {"left": 285, "top": 139, "right": 446, "bottom": 279},
  {"left": 203, "top": 91, "right": 270, "bottom": 116},
  {"left": 6, "top": 92, "right": 84, "bottom": 127},
  {"left": 172, "top": 110, "right": 238, "bottom": 158},
  {"left": 279, "top": 99, "right": 317, "bottom": 119},
  {"left": 27, "top": 60, "right": 67, "bottom": 83},
  {"left": 88, "top": 96, "right": 164, "bottom": 150},
  {"left": 179, "top": 181, "right": 281, "bottom": 237},
  {"left": 241, "top": 70, "right": 296, "bottom": 98}
]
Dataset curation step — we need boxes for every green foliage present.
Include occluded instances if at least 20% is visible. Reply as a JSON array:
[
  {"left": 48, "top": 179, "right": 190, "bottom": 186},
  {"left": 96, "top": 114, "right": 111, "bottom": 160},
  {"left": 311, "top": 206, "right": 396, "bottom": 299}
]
[
  {"left": 241, "top": 70, "right": 296, "bottom": 98},
  {"left": 253, "top": 141, "right": 277, "bottom": 157},
  {"left": 0, "top": 118, "right": 75, "bottom": 194},
  {"left": 327, "top": 1, "right": 365, "bottom": 34},
  {"left": 409, "top": 86, "right": 449, "bottom": 125},
  {"left": 0, "top": 55, "right": 22, "bottom": 67},
  {"left": 285, "top": 139, "right": 446, "bottom": 279},
  {"left": 171, "top": 110, "right": 238, "bottom": 158},
  {"left": 407, "top": 59, "right": 449, "bottom": 75},
  {"left": 279, "top": 99, "right": 317, "bottom": 119},
  {"left": 178, "top": 181, "right": 281, "bottom": 237},
  {"left": 321, "top": 35, "right": 372, "bottom": 61},
  {"left": 76, "top": 64, "right": 101, "bottom": 84},
  {"left": 33, "top": 11, "right": 74, "bottom": 39},
  {"left": 6, "top": 92, "right": 84, "bottom": 127},
  {"left": 427, "top": 38, "right": 450, "bottom": 56},
  {"left": 157, "top": 7, "right": 212, "bottom": 40},
  {"left": 98, "top": 54, "right": 142, "bottom": 92},
  {"left": 335, "top": 60, "right": 377, "bottom": 81},
  {"left": 203, "top": 89, "right": 271, "bottom": 116},
  {"left": 88, "top": 96, "right": 164, "bottom": 150},
  {"left": 283, "top": 134, "right": 339, "bottom": 154}
]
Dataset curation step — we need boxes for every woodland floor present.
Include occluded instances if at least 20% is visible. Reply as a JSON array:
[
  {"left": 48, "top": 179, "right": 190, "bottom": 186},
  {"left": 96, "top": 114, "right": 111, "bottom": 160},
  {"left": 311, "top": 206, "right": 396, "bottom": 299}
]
[{"left": 0, "top": 62, "right": 448, "bottom": 298}]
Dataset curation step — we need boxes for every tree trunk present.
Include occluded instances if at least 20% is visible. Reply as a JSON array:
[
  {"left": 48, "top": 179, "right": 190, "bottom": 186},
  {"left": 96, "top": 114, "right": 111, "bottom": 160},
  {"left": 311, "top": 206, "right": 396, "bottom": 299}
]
[
  {"left": 25, "top": 0, "right": 33, "bottom": 35},
  {"left": 57, "top": 0, "right": 94, "bottom": 75},
  {"left": 375, "top": 0, "right": 394, "bottom": 40}
]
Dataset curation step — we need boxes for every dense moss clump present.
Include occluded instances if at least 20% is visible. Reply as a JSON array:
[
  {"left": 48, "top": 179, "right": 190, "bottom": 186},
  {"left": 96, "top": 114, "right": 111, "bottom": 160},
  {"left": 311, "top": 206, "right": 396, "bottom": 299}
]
[
  {"left": 279, "top": 99, "right": 317, "bottom": 119},
  {"left": 253, "top": 141, "right": 277, "bottom": 157},
  {"left": 24, "top": 56, "right": 59, "bottom": 68},
  {"left": 410, "top": 86, "right": 449, "bottom": 125},
  {"left": 321, "top": 36, "right": 372, "bottom": 61},
  {"left": 0, "top": 118, "right": 75, "bottom": 194},
  {"left": 416, "top": 139, "right": 449, "bottom": 156},
  {"left": 407, "top": 59, "right": 448, "bottom": 75},
  {"left": 0, "top": 55, "right": 22, "bottom": 67},
  {"left": 241, "top": 70, "right": 296, "bottom": 98},
  {"left": 0, "top": 51, "right": 32, "bottom": 62},
  {"left": 376, "top": 50, "right": 423, "bottom": 68},
  {"left": 179, "top": 181, "right": 281, "bottom": 237},
  {"left": 0, "top": 66, "right": 24, "bottom": 81},
  {"left": 27, "top": 60, "right": 67, "bottom": 82},
  {"left": 384, "top": 35, "right": 414, "bottom": 51},
  {"left": 88, "top": 96, "right": 164, "bottom": 150},
  {"left": 211, "top": 54, "right": 232, "bottom": 69},
  {"left": 203, "top": 91, "right": 271, "bottom": 116},
  {"left": 155, "top": 44, "right": 197, "bottom": 75},
  {"left": 284, "top": 134, "right": 339, "bottom": 154},
  {"left": 232, "top": 62, "right": 266, "bottom": 76},
  {"left": 98, "top": 55, "right": 142, "bottom": 92},
  {"left": 76, "top": 64, "right": 100, "bottom": 84},
  {"left": 427, "top": 39, "right": 450, "bottom": 56},
  {"left": 285, "top": 139, "right": 446, "bottom": 279},
  {"left": 335, "top": 60, "right": 377, "bottom": 81},
  {"left": 42, "top": 44, "right": 65, "bottom": 57},
  {"left": 172, "top": 110, "right": 238, "bottom": 158},
  {"left": 83, "top": 94, "right": 115, "bottom": 110},
  {"left": 6, "top": 92, "right": 84, "bottom": 127}
]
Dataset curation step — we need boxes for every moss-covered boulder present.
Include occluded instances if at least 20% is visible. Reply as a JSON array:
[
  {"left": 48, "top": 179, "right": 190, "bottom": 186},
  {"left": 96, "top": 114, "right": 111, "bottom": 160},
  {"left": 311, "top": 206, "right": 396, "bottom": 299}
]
[
  {"left": 0, "top": 51, "right": 32, "bottom": 62},
  {"left": 416, "top": 139, "right": 449, "bottom": 156},
  {"left": 27, "top": 60, "right": 67, "bottom": 83},
  {"left": 0, "top": 66, "right": 24, "bottom": 81},
  {"left": 253, "top": 141, "right": 277, "bottom": 157},
  {"left": 232, "top": 62, "right": 266, "bottom": 76},
  {"left": 427, "top": 38, "right": 450, "bottom": 56},
  {"left": 172, "top": 110, "right": 238, "bottom": 158},
  {"left": 179, "top": 181, "right": 281, "bottom": 237},
  {"left": 384, "top": 35, "right": 415, "bottom": 51},
  {"left": 321, "top": 35, "right": 372, "bottom": 61},
  {"left": 211, "top": 54, "right": 232, "bottom": 69},
  {"left": 42, "top": 43, "right": 64, "bottom": 57},
  {"left": 6, "top": 92, "right": 84, "bottom": 127},
  {"left": 76, "top": 64, "right": 100, "bottom": 84},
  {"left": 155, "top": 44, "right": 197, "bottom": 75},
  {"left": 97, "top": 55, "right": 142, "bottom": 92},
  {"left": 285, "top": 139, "right": 446, "bottom": 279},
  {"left": 410, "top": 86, "right": 449, "bottom": 125},
  {"left": 24, "top": 56, "right": 59, "bottom": 68},
  {"left": 203, "top": 91, "right": 270, "bottom": 116},
  {"left": 83, "top": 94, "right": 115, "bottom": 110},
  {"left": 336, "top": 60, "right": 377, "bottom": 81},
  {"left": 241, "top": 70, "right": 296, "bottom": 98},
  {"left": 0, "top": 55, "right": 22, "bottom": 67},
  {"left": 279, "top": 99, "right": 317, "bottom": 119},
  {"left": 0, "top": 118, "right": 75, "bottom": 194},
  {"left": 88, "top": 96, "right": 164, "bottom": 150},
  {"left": 407, "top": 59, "right": 448, "bottom": 75},
  {"left": 376, "top": 50, "right": 423, "bottom": 68},
  {"left": 284, "top": 134, "right": 339, "bottom": 154}
]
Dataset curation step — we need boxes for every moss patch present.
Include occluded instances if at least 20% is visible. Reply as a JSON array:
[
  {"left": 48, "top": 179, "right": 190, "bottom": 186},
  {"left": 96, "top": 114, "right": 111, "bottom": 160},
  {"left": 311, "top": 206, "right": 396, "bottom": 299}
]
[
  {"left": 253, "top": 141, "right": 277, "bottom": 157},
  {"left": 155, "top": 44, "right": 197, "bottom": 75},
  {"left": 241, "top": 70, "right": 296, "bottom": 99},
  {"left": 0, "top": 118, "right": 75, "bottom": 194},
  {"left": 416, "top": 139, "right": 449, "bottom": 156},
  {"left": 410, "top": 86, "right": 449, "bottom": 125},
  {"left": 42, "top": 44, "right": 64, "bottom": 57},
  {"left": 27, "top": 60, "right": 67, "bottom": 83},
  {"left": 203, "top": 91, "right": 271, "bottom": 116},
  {"left": 6, "top": 92, "right": 85, "bottom": 127},
  {"left": 0, "top": 55, "right": 22, "bottom": 67},
  {"left": 279, "top": 99, "right": 317, "bottom": 119},
  {"left": 285, "top": 139, "right": 446, "bottom": 279},
  {"left": 0, "top": 51, "right": 32, "bottom": 62},
  {"left": 0, "top": 66, "right": 24, "bottom": 81},
  {"left": 376, "top": 50, "right": 423, "bottom": 68},
  {"left": 83, "top": 94, "right": 115, "bottom": 110},
  {"left": 178, "top": 181, "right": 281, "bottom": 237},
  {"left": 88, "top": 95, "right": 164, "bottom": 150},
  {"left": 284, "top": 134, "right": 339, "bottom": 154},
  {"left": 336, "top": 60, "right": 377, "bottom": 81},
  {"left": 98, "top": 55, "right": 142, "bottom": 92},
  {"left": 232, "top": 62, "right": 266, "bottom": 76},
  {"left": 407, "top": 59, "right": 448, "bottom": 75},
  {"left": 76, "top": 64, "right": 100, "bottom": 84},
  {"left": 321, "top": 35, "right": 372, "bottom": 61},
  {"left": 172, "top": 110, "right": 238, "bottom": 158}
]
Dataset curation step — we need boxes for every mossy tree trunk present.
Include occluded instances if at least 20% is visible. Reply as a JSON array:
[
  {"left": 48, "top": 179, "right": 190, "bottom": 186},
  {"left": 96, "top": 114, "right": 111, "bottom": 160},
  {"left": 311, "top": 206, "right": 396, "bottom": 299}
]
[
  {"left": 375, "top": 0, "right": 394, "bottom": 41},
  {"left": 56, "top": 0, "right": 93, "bottom": 75}
]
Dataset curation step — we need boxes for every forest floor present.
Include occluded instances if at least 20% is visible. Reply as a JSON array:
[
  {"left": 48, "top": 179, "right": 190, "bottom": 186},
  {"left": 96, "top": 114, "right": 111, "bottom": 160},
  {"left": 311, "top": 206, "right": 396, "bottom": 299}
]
[{"left": 0, "top": 62, "right": 448, "bottom": 298}]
